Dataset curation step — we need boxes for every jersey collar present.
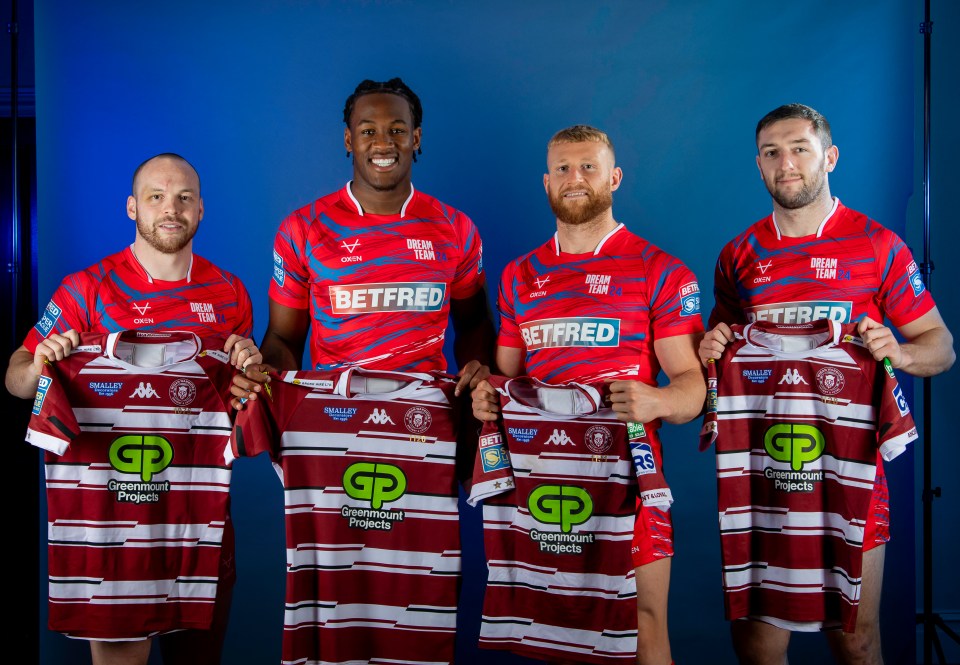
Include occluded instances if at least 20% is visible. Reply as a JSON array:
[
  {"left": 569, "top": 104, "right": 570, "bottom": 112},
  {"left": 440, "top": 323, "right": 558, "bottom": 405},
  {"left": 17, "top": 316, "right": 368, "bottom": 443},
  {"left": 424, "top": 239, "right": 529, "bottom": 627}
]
[
  {"left": 770, "top": 197, "right": 840, "bottom": 240},
  {"left": 551, "top": 223, "right": 625, "bottom": 256},
  {"left": 126, "top": 244, "right": 195, "bottom": 284},
  {"left": 344, "top": 181, "right": 416, "bottom": 217}
]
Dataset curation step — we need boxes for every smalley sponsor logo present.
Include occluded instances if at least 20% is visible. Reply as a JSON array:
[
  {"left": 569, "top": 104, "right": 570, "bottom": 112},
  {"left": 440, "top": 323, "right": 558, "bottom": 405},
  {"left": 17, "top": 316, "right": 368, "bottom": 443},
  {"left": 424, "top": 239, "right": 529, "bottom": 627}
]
[
  {"left": 746, "top": 300, "right": 852, "bottom": 324},
  {"left": 508, "top": 427, "right": 538, "bottom": 443},
  {"left": 89, "top": 381, "right": 124, "bottom": 397},
  {"left": 742, "top": 369, "right": 773, "bottom": 384},
  {"left": 324, "top": 406, "right": 358, "bottom": 422},
  {"left": 329, "top": 282, "right": 446, "bottom": 314},
  {"left": 520, "top": 317, "right": 620, "bottom": 350},
  {"left": 340, "top": 238, "right": 362, "bottom": 263}
]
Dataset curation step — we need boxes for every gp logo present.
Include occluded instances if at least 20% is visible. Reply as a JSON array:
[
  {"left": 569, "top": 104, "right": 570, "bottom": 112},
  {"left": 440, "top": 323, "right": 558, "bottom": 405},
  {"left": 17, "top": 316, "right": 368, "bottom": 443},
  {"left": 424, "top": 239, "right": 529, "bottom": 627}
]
[
  {"left": 764, "top": 423, "right": 825, "bottom": 471},
  {"left": 528, "top": 485, "right": 593, "bottom": 533},
  {"left": 343, "top": 462, "right": 407, "bottom": 509},
  {"left": 109, "top": 435, "right": 174, "bottom": 481}
]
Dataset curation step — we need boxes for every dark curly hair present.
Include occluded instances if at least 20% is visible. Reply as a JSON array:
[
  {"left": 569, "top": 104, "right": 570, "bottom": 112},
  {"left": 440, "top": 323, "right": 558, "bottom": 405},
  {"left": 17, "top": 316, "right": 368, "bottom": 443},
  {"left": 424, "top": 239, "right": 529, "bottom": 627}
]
[{"left": 342, "top": 78, "right": 423, "bottom": 129}]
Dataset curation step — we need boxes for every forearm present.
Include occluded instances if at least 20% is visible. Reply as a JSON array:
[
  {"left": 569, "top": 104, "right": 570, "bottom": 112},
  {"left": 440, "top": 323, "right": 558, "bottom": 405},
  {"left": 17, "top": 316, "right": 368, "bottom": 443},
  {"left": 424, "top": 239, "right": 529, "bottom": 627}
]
[
  {"left": 898, "top": 327, "right": 956, "bottom": 377},
  {"left": 259, "top": 332, "right": 303, "bottom": 371},
  {"left": 656, "top": 367, "right": 707, "bottom": 425},
  {"left": 5, "top": 349, "right": 42, "bottom": 399},
  {"left": 454, "top": 318, "right": 495, "bottom": 370}
]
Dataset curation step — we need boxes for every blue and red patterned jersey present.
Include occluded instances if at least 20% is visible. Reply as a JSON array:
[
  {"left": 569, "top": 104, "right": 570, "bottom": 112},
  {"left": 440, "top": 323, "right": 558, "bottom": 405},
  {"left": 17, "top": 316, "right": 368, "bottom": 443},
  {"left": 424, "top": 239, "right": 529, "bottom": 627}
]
[
  {"left": 269, "top": 183, "right": 486, "bottom": 371},
  {"left": 709, "top": 199, "right": 936, "bottom": 329},
  {"left": 498, "top": 224, "right": 703, "bottom": 387},
  {"left": 24, "top": 246, "right": 253, "bottom": 351}
]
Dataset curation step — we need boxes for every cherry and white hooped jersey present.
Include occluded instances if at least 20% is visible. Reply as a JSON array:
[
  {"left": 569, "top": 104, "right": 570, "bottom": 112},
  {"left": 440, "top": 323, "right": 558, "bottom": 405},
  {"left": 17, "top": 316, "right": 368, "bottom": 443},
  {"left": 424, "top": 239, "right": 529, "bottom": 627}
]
[
  {"left": 269, "top": 183, "right": 486, "bottom": 372},
  {"left": 497, "top": 223, "right": 703, "bottom": 395},
  {"left": 24, "top": 246, "right": 253, "bottom": 353},
  {"left": 700, "top": 320, "right": 918, "bottom": 632},
  {"left": 26, "top": 331, "right": 237, "bottom": 640},
  {"left": 467, "top": 375, "right": 672, "bottom": 664},
  {"left": 709, "top": 199, "right": 935, "bottom": 329},
  {"left": 229, "top": 369, "right": 468, "bottom": 665}
]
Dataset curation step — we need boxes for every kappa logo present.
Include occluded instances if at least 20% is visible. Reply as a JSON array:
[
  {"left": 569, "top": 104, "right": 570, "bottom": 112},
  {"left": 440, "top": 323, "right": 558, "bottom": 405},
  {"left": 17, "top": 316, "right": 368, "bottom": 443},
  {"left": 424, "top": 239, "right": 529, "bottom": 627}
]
[
  {"left": 778, "top": 369, "right": 808, "bottom": 385},
  {"left": 132, "top": 302, "right": 151, "bottom": 316},
  {"left": 130, "top": 382, "right": 160, "bottom": 398},
  {"left": 364, "top": 408, "right": 395, "bottom": 425},
  {"left": 545, "top": 429, "right": 574, "bottom": 446}
]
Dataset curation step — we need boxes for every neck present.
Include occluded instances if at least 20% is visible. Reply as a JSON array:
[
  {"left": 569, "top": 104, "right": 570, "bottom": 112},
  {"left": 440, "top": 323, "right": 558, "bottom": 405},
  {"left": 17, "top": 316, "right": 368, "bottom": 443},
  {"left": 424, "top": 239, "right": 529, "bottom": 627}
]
[
  {"left": 772, "top": 192, "right": 836, "bottom": 238},
  {"left": 350, "top": 179, "right": 412, "bottom": 215},
  {"left": 555, "top": 212, "right": 619, "bottom": 254},
  {"left": 132, "top": 237, "right": 192, "bottom": 281}
]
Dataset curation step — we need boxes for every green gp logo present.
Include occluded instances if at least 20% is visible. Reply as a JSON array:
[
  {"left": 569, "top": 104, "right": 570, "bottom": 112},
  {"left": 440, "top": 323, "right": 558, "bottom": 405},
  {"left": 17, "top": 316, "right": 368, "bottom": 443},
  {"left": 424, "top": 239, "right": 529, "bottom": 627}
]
[
  {"left": 764, "top": 423, "right": 825, "bottom": 471},
  {"left": 528, "top": 485, "right": 593, "bottom": 533},
  {"left": 109, "top": 435, "right": 174, "bottom": 481},
  {"left": 343, "top": 462, "right": 407, "bottom": 509}
]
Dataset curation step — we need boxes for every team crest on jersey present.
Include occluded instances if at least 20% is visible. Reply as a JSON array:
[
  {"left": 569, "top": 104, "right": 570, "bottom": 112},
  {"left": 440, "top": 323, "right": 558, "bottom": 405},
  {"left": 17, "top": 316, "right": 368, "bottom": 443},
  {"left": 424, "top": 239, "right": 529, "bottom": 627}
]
[
  {"left": 33, "top": 375, "right": 53, "bottom": 416},
  {"left": 893, "top": 384, "right": 911, "bottom": 416},
  {"left": 272, "top": 250, "right": 285, "bottom": 287},
  {"left": 584, "top": 426, "right": 613, "bottom": 454},
  {"left": 743, "top": 369, "right": 773, "bottom": 384},
  {"left": 479, "top": 432, "right": 511, "bottom": 473},
  {"left": 35, "top": 300, "right": 63, "bottom": 337},
  {"left": 907, "top": 261, "right": 926, "bottom": 297},
  {"left": 631, "top": 441, "right": 658, "bottom": 475},
  {"left": 169, "top": 379, "right": 197, "bottom": 406},
  {"left": 679, "top": 282, "right": 701, "bottom": 317},
  {"left": 363, "top": 408, "right": 396, "bottom": 425},
  {"left": 89, "top": 381, "right": 123, "bottom": 397},
  {"left": 324, "top": 406, "right": 358, "bottom": 422},
  {"left": 508, "top": 427, "right": 538, "bottom": 443},
  {"left": 404, "top": 407, "right": 432, "bottom": 434},
  {"left": 815, "top": 367, "right": 845, "bottom": 395}
]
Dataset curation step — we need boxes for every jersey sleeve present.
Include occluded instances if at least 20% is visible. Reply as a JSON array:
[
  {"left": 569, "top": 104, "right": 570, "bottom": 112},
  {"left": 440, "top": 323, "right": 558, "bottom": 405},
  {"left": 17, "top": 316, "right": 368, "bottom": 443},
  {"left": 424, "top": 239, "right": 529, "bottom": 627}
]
[
  {"left": 268, "top": 212, "right": 312, "bottom": 310},
  {"left": 449, "top": 211, "right": 486, "bottom": 301},
  {"left": 466, "top": 421, "right": 516, "bottom": 506},
  {"left": 708, "top": 242, "right": 748, "bottom": 329},
  {"left": 872, "top": 227, "right": 936, "bottom": 328},
  {"left": 229, "top": 274, "right": 255, "bottom": 338},
  {"left": 496, "top": 259, "right": 522, "bottom": 349},
  {"left": 24, "top": 363, "right": 80, "bottom": 455},
  {"left": 646, "top": 249, "right": 705, "bottom": 338},
  {"left": 22, "top": 273, "right": 97, "bottom": 353},
  {"left": 227, "top": 378, "right": 283, "bottom": 464},
  {"left": 873, "top": 360, "right": 919, "bottom": 461}
]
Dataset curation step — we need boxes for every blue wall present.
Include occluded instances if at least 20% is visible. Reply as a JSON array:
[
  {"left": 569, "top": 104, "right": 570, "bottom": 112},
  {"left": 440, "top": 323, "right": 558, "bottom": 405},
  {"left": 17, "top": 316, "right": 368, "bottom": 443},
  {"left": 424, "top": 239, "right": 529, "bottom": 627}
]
[{"left": 31, "top": 1, "right": 957, "bottom": 663}]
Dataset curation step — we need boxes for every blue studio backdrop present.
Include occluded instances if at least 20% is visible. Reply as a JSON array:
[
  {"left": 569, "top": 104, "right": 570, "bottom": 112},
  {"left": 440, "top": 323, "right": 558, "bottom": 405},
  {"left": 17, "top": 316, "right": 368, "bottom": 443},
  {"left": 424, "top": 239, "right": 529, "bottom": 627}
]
[{"left": 31, "top": 1, "right": 960, "bottom": 663}]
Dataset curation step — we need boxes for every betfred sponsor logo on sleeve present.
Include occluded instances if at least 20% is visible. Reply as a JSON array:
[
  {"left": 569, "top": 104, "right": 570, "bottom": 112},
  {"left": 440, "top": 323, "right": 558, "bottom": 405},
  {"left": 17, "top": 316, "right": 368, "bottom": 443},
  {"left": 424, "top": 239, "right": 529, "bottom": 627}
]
[
  {"left": 35, "top": 300, "right": 63, "bottom": 337},
  {"left": 679, "top": 282, "right": 701, "bottom": 317},
  {"left": 520, "top": 317, "right": 621, "bottom": 350},
  {"left": 329, "top": 282, "right": 446, "bottom": 314}
]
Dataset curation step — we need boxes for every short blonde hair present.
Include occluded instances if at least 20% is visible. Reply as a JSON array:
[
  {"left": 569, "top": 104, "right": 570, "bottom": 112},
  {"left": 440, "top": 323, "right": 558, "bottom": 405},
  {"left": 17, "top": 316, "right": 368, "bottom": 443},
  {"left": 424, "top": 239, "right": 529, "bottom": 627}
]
[{"left": 547, "top": 125, "right": 615, "bottom": 159}]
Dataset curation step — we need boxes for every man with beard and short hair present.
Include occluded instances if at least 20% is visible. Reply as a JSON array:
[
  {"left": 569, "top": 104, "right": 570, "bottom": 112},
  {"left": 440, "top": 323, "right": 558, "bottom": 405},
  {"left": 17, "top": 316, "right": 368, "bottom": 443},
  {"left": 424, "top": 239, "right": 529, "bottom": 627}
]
[
  {"left": 471, "top": 125, "right": 706, "bottom": 665},
  {"left": 5, "top": 153, "right": 260, "bottom": 665},
  {"left": 699, "top": 103, "right": 955, "bottom": 664}
]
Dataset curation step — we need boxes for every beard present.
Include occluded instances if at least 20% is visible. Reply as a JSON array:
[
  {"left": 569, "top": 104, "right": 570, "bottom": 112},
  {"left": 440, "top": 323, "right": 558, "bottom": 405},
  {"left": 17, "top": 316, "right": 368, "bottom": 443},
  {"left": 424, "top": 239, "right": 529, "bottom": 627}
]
[
  {"left": 768, "top": 158, "right": 828, "bottom": 210},
  {"left": 137, "top": 215, "right": 197, "bottom": 254},
  {"left": 548, "top": 185, "right": 613, "bottom": 226}
]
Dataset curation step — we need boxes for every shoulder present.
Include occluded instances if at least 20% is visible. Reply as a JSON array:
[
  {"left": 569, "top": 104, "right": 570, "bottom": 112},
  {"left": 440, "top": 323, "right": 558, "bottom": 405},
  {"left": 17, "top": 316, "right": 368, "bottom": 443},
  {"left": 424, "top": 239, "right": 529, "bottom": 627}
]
[
  {"left": 408, "top": 189, "right": 474, "bottom": 226},
  {"left": 284, "top": 189, "right": 348, "bottom": 228},
  {"left": 190, "top": 254, "right": 247, "bottom": 291}
]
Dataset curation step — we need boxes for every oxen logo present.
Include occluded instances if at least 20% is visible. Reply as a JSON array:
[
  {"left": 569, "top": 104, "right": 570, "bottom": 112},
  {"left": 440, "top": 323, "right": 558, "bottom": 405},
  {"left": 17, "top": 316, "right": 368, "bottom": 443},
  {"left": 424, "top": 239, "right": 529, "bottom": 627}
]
[
  {"left": 109, "top": 435, "right": 174, "bottom": 481},
  {"left": 343, "top": 462, "right": 406, "bottom": 509},
  {"left": 764, "top": 424, "right": 825, "bottom": 471},
  {"left": 528, "top": 485, "right": 593, "bottom": 533}
]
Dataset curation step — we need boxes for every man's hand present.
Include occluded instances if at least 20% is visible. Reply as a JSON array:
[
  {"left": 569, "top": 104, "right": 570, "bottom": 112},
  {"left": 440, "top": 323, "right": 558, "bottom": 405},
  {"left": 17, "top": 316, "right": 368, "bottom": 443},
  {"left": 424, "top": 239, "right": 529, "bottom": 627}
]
[
  {"left": 229, "top": 363, "right": 274, "bottom": 411},
  {"left": 5, "top": 331, "right": 81, "bottom": 399},
  {"left": 34, "top": 330, "right": 82, "bottom": 370},
  {"left": 607, "top": 380, "right": 666, "bottom": 424},
  {"left": 857, "top": 317, "right": 902, "bottom": 367},
  {"left": 455, "top": 360, "right": 490, "bottom": 397},
  {"left": 471, "top": 379, "right": 500, "bottom": 422},
  {"left": 698, "top": 323, "right": 735, "bottom": 367},
  {"left": 223, "top": 335, "right": 263, "bottom": 371}
]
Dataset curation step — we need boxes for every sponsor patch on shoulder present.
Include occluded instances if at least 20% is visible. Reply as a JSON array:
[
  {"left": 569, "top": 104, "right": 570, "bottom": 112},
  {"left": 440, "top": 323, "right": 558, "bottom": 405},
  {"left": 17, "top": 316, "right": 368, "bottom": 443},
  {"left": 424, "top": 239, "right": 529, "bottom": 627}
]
[
  {"left": 479, "top": 432, "right": 511, "bottom": 473},
  {"left": 273, "top": 250, "right": 285, "bottom": 287},
  {"left": 907, "top": 261, "right": 926, "bottom": 297},
  {"left": 33, "top": 375, "right": 53, "bottom": 416},
  {"left": 35, "top": 300, "right": 63, "bottom": 337},
  {"left": 679, "top": 281, "right": 701, "bottom": 317}
]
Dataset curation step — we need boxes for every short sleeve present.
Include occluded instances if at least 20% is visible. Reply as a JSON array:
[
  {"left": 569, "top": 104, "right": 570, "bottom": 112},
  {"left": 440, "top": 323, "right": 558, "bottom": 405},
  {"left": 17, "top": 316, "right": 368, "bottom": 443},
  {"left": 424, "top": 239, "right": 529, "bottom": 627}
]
[
  {"left": 268, "top": 212, "right": 312, "bottom": 310},
  {"left": 450, "top": 211, "right": 486, "bottom": 301}
]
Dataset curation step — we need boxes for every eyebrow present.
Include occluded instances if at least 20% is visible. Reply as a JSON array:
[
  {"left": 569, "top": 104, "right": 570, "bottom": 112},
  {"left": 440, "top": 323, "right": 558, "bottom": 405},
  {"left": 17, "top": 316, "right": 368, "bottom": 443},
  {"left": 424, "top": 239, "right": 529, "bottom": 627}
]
[{"left": 759, "top": 137, "right": 812, "bottom": 150}]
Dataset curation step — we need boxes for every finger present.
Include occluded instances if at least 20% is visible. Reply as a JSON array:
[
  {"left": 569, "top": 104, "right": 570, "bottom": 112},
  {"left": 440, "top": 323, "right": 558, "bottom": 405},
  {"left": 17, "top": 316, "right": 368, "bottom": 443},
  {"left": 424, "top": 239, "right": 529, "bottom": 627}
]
[
  {"left": 64, "top": 329, "right": 81, "bottom": 348},
  {"left": 222, "top": 334, "right": 243, "bottom": 353}
]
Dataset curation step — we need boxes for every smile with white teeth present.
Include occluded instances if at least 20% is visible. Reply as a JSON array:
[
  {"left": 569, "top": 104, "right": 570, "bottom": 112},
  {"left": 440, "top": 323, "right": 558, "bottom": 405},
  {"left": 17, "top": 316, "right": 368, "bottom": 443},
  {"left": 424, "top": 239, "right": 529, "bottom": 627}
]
[{"left": 372, "top": 157, "right": 397, "bottom": 168}]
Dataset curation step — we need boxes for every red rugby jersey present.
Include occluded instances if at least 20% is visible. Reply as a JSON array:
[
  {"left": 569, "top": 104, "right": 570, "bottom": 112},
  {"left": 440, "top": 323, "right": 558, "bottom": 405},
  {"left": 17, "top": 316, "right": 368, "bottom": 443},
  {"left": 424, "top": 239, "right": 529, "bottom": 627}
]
[
  {"left": 468, "top": 375, "right": 672, "bottom": 664},
  {"left": 269, "top": 184, "right": 486, "bottom": 371},
  {"left": 700, "top": 320, "right": 918, "bottom": 631},
  {"left": 498, "top": 224, "right": 703, "bottom": 388},
  {"left": 229, "top": 369, "right": 466, "bottom": 665},
  {"left": 26, "top": 331, "right": 237, "bottom": 640},
  {"left": 24, "top": 246, "right": 253, "bottom": 352},
  {"left": 709, "top": 199, "right": 935, "bottom": 329}
]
